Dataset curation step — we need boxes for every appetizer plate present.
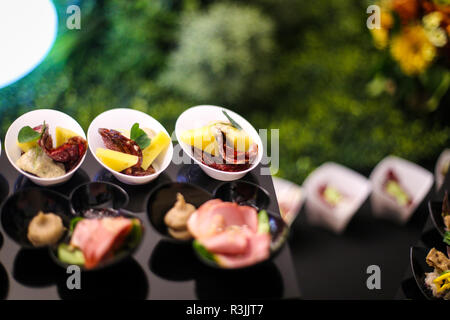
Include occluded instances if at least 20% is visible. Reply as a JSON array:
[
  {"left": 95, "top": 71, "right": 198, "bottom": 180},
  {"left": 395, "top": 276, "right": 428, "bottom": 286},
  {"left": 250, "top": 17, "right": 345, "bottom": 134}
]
[
  {"left": 272, "top": 176, "right": 304, "bottom": 226},
  {"left": 213, "top": 180, "right": 270, "bottom": 211},
  {"left": 175, "top": 105, "right": 263, "bottom": 181},
  {"left": 147, "top": 182, "right": 212, "bottom": 243},
  {"left": 303, "top": 162, "right": 372, "bottom": 234},
  {"left": 410, "top": 246, "right": 437, "bottom": 300},
  {"left": 0, "top": 188, "right": 72, "bottom": 249},
  {"left": 192, "top": 209, "right": 289, "bottom": 271},
  {"left": 4, "top": 109, "right": 87, "bottom": 186},
  {"left": 435, "top": 149, "right": 450, "bottom": 191},
  {"left": 49, "top": 209, "right": 144, "bottom": 272},
  {"left": 87, "top": 108, "right": 173, "bottom": 185},
  {"left": 428, "top": 201, "right": 447, "bottom": 238},
  {"left": 70, "top": 181, "right": 129, "bottom": 215},
  {"left": 369, "top": 156, "right": 433, "bottom": 224}
]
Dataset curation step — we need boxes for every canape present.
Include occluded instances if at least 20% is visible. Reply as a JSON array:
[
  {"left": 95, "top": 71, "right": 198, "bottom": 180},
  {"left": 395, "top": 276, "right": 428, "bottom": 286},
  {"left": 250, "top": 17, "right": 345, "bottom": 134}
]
[
  {"left": 370, "top": 156, "right": 433, "bottom": 223},
  {"left": 87, "top": 108, "right": 173, "bottom": 185},
  {"left": 5, "top": 109, "right": 87, "bottom": 186},
  {"left": 175, "top": 105, "right": 263, "bottom": 181},
  {"left": 303, "top": 162, "right": 371, "bottom": 233}
]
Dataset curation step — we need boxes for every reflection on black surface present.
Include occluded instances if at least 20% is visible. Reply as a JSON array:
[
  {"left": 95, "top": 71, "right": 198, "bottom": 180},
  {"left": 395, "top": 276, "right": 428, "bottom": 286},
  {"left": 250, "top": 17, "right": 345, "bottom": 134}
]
[
  {"left": 195, "top": 262, "right": 284, "bottom": 300},
  {"left": 421, "top": 228, "right": 447, "bottom": 252},
  {"left": 401, "top": 277, "right": 426, "bottom": 300},
  {"left": 150, "top": 240, "right": 284, "bottom": 299},
  {"left": 57, "top": 258, "right": 148, "bottom": 300},
  {"left": 150, "top": 240, "right": 206, "bottom": 281},
  {"left": 13, "top": 248, "right": 60, "bottom": 287},
  {"left": 0, "top": 263, "right": 8, "bottom": 300},
  {"left": 94, "top": 168, "right": 171, "bottom": 212},
  {"left": 213, "top": 180, "right": 270, "bottom": 211},
  {"left": 0, "top": 174, "right": 9, "bottom": 205},
  {"left": 14, "top": 169, "right": 90, "bottom": 197}
]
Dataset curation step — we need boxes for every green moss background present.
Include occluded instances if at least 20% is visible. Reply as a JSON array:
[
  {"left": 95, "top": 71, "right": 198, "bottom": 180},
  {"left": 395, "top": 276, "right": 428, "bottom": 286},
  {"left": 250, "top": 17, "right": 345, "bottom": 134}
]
[{"left": 0, "top": 0, "right": 448, "bottom": 184}]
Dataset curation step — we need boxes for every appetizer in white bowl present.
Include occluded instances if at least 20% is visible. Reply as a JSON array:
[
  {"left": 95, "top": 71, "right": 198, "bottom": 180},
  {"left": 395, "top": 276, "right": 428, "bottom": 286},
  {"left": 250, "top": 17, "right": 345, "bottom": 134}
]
[
  {"left": 303, "top": 162, "right": 372, "bottom": 233},
  {"left": 5, "top": 109, "right": 87, "bottom": 186},
  {"left": 370, "top": 156, "right": 433, "bottom": 223},
  {"left": 87, "top": 108, "right": 173, "bottom": 185},
  {"left": 175, "top": 105, "right": 263, "bottom": 181}
]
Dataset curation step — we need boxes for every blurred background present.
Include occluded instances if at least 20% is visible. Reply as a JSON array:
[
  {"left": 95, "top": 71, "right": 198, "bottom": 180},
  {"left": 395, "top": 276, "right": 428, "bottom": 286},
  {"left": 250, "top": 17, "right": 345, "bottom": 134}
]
[{"left": 0, "top": 0, "right": 448, "bottom": 185}]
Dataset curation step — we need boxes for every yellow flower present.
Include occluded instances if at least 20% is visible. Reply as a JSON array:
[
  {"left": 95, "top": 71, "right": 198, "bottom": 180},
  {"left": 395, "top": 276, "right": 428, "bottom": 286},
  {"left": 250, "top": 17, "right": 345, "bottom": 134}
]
[
  {"left": 390, "top": 25, "right": 436, "bottom": 76},
  {"left": 371, "top": 28, "right": 390, "bottom": 49}
]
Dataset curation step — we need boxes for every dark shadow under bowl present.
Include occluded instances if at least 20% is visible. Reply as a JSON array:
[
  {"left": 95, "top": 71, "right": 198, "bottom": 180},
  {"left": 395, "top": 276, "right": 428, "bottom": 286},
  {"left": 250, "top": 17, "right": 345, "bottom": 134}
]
[
  {"left": 147, "top": 182, "right": 212, "bottom": 243},
  {"left": 1, "top": 188, "right": 72, "bottom": 249},
  {"left": 213, "top": 180, "right": 270, "bottom": 211}
]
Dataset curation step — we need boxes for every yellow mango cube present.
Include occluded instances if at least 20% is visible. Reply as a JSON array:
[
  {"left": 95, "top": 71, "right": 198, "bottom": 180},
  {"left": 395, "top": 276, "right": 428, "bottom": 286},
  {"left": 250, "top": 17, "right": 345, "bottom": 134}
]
[
  {"left": 17, "top": 140, "right": 38, "bottom": 153},
  {"left": 55, "top": 127, "right": 79, "bottom": 147},
  {"left": 179, "top": 126, "right": 217, "bottom": 156},
  {"left": 96, "top": 148, "right": 139, "bottom": 172},
  {"left": 141, "top": 131, "right": 171, "bottom": 170}
]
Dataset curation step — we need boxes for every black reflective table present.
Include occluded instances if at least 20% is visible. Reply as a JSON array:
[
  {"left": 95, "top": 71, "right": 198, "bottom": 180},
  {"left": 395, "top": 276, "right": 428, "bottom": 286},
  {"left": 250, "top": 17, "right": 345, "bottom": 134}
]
[{"left": 0, "top": 149, "right": 301, "bottom": 300}]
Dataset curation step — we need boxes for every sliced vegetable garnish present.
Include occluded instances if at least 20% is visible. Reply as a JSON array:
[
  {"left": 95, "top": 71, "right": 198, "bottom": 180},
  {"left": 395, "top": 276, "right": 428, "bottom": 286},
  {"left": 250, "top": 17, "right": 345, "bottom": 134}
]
[
  {"left": 130, "top": 123, "right": 151, "bottom": 150},
  {"left": 258, "top": 210, "right": 270, "bottom": 234},
  {"left": 126, "top": 219, "right": 143, "bottom": 248},
  {"left": 18, "top": 126, "right": 42, "bottom": 143},
  {"left": 58, "top": 243, "right": 85, "bottom": 265},
  {"left": 193, "top": 240, "right": 216, "bottom": 263},
  {"left": 222, "top": 110, "right": 242, "bottom": 130},
  {"left": 444, "top": 231, "right": 450, "bottom": 246},
  {"left": 70, "top": 217, "right": 84, "bottom": 233}
]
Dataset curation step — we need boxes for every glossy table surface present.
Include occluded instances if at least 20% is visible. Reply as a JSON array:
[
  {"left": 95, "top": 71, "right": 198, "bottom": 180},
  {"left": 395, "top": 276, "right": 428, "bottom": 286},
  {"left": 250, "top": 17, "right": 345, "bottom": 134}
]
[{"left": 0, "top": 149, "right": 301, "bottom": 300}]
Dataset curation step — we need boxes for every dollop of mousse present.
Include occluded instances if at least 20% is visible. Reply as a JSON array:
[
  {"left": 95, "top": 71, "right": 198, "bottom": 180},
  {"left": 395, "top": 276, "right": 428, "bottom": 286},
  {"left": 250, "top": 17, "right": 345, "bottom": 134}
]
[
  {"left": 164, "top": 193, "right": 196, "bottom": 240},
  {"left": 27, "top": 211, "right": 65, "bottom": 247}
]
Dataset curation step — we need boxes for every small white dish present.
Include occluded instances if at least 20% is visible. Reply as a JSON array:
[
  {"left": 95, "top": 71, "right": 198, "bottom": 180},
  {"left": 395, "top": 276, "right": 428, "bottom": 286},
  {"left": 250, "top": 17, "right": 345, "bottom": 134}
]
[
  {"left": 4, "top": 109, "right": 87, "bottom": 186},
  {"left": 369, "top": 155, "right": 433, "bottom": 224},
  {"left": 272, "top": 176, "right": 304, "bottom": 226},
  {"left": 303, "top": 162, "right": 372, "bottom": 234},
  {"left": 175, "top": 105, "right": 263, "bottom": 181},
  {"left": 435, "top": 149, "right": 450, "bottom": 191},
  {"left": 87, "top": 108, "right": 173, "bottom": 185}
]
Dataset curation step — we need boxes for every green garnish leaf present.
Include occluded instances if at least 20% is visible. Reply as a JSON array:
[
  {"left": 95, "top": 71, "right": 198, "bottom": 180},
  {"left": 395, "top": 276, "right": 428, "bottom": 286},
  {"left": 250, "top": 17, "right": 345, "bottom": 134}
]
[
  {"left": 126, "top": 219, "right": 143, "bottom": 248},
  {"left": 258, "top": 210, "right": 270, "bottom": 234},
  {"left": 18, "top": 126, "right": 41, "bottom": 143},
  {"left": 193, "top": 240, "right": 216, "bottom": 263},
  {"left": 70, "top": 217, "right": 84, "bottom": 233},
  {"left": 58, "top": 243, "right": 85, "bottom": 265},
  {"left": 444, "top": 231, "right": 450, "bottom": 246},
  {"left": 222, "top": 109, "right": 242, "bottom": 130},
  {"left": 130, "top": 123, "right": 151, "bottom": 150}
]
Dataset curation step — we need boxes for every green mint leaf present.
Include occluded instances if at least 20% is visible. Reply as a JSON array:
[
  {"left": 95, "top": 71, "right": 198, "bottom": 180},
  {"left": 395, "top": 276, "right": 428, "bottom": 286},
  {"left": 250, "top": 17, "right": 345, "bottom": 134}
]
[
  {"left": 444, "top": 231, "right": 450, "bottom": 246},
  {"left": 222, "top": 109, "right": 242, "bottom": 130},
  {"left": 130, "top": 123, "right": 151, "bottom": 150},
  {"left": 18, "top": 126, "right": 41, "bottom": 143}
]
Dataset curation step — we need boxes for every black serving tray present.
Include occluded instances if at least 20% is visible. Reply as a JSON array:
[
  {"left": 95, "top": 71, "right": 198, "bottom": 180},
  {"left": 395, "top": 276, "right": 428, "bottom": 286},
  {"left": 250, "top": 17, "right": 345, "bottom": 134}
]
[{"left": 0, "top": 148, "right": 301, "bottom": 300}]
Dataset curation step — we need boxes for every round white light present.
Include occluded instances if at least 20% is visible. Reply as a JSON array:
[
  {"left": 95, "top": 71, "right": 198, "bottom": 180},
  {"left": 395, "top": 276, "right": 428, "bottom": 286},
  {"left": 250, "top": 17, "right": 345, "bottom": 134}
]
[{"left": 0, "top": 0, "right": 58, "bottom": 88}]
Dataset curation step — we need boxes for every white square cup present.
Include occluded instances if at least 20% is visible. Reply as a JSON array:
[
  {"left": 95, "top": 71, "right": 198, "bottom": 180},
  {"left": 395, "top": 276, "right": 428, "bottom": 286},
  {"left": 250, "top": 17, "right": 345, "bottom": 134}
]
[
  {"left": 435, "top": 149, "right": 450, "bottom": 191},
  {"left": 303, "top": 162, "right": 372, "bottom": 234},
  {"left": 272, "top": 176, "right": 304, "bottom": 226},
  {"left": 369, "top": 155, "right": 433, "bottom": 224}
]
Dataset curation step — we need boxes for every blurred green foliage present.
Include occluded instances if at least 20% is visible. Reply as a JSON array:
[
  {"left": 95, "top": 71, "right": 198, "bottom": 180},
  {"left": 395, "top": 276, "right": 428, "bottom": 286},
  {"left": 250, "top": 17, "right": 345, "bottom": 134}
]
[{"left": 0, "top": 0, "right": 448, "bottom": 184}]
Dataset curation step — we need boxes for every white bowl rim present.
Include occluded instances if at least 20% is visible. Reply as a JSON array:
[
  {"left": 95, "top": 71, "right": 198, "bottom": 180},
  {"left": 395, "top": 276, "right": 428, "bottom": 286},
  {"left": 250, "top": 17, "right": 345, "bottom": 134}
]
[
  {"left": 175, "top": 105, "right": 263, "bottom": 176},
  {"left": 87, "top": 108, "right": 174, "bottom": 181},
  {"left": 4, "top": 108, "right": 87, "bottom": 183}
]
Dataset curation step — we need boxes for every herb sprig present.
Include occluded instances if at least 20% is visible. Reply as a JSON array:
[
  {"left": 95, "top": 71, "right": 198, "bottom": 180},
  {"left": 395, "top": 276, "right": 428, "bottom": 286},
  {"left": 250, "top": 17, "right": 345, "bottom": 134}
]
[
  {"left": 130, "top": 123, "right": 151, "bottom": 150},
  {"left": 222, "top": 109, "right": 242, "bottom": 130}
]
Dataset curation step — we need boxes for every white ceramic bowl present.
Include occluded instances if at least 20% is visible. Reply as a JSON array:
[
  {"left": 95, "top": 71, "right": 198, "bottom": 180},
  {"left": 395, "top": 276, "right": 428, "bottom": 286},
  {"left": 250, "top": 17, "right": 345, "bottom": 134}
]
[
  {"left": 303, "top": 162, "right": 372, "bottom": 234},
  {"left": 87, "top": 108, "right": 173, "bottom": 185},
  {"left": 369, "top": 155, "right": 433, "bottom": 224},
  {"left": 175, "top": 105, "right": 263, "bottom": 181},
  {"left": 4, "top": 109, "right": 87, "bottom": 186},
  {"left": 435, "top": 149, "right": 450, "bottom": 191}
]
